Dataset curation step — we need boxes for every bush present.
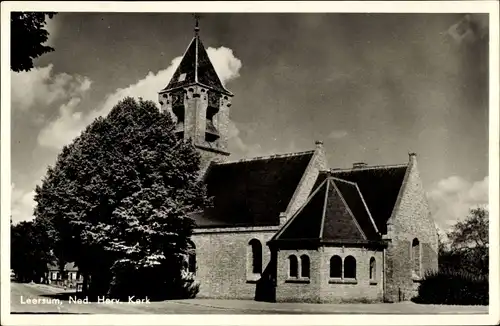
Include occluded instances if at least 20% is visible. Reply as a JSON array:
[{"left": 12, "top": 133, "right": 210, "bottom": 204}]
[
  {"left": 107, "top": 262, "right": 200, "bottom": 301},
  {"left": 413, "top": 269, "right": 488, "bottom": 305}
]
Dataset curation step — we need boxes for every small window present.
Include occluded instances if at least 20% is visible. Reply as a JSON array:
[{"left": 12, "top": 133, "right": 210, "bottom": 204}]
[
  {"left": 344, "top": 256, "right": 356, "bottom": 279},
  {"left": 288, "top": 255, "right": 298, "bottom": 278},
  {"left": 330, "top": 255, "right": 342, "bottom": 278},
  {"left": 178, "top": 73, "right": 186, "bottom": 82},
  {"left": 188, "top": 253, "right": 196, "bottom": 274},
  {"left": 300, "top": 255, "right": 310, "bottom": 278},
  {"left": 249, "top": 239, "right": 262, "bottom": 274},
  {"left": 369, "top": 257, "right": 376, "bottom": 280},
  {"left": 412, "top": 238, "right": 421, "bottom": 276}
]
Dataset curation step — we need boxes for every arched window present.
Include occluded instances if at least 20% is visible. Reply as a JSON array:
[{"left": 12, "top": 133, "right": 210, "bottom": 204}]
[
  {"left": 369, "top": 257, "right": 376, "bottom": 280},
  {"left": 249, "top": 239, "right": 262, "bottom": 274},
  {"left": 300, "top": 255, "right": 310, "bottom": 278},
  {"left": 187, "top": 243, "right": 196, "bottom": 274},
  {"left": 330, "top": 255, "right": 342, "bottom": 278},
  {"left": 412, "top": 238, "right": 421, "bottom": 276},
  {"left": 188, "top": 252, "right": 196, "bottom": 274},
  {"left": 344, "top": 256, "right": 356, "bottom": 279},
  {"left": 288, "top": 255, "right": 298, "bottom": 278}
]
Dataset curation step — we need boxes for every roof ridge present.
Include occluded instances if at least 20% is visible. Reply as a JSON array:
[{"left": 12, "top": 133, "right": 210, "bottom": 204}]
[
  {"left": 329, "top": 163, "right": 408, "bottom": 172},
  {"left": 354, "top": 181, "right": 380, "bottom": 235},
  {"left": 270, "top": 178, "right": 329, "bottom": 242},
  {"left": 329, "top": 177, "right": 381, "bottom": 236},
  {"left": 221, "top": 149, "right": 315, "bottom": 165},
  {"left": 328, "top": 176, "right": 358, "bottom": 186},
  {"left": 330, "top": 180, "right": 368, "bottom": 240}
]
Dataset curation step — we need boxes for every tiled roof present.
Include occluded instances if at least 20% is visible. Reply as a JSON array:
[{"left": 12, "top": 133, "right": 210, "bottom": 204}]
[
  {"left": 47, "top": 262, "right": 78, "bottom": 272},
  {"left": 162, "top": 35, "right": 231, "bottom": 95},
  {"left": 330, "top": 165, "right": 408, "bottom": 234},
  {"left": 192, "top": 151, "right": 315, "bottom": 228},
  {"left": 271, "top": 176, "right": 380, "bottom": 244}
]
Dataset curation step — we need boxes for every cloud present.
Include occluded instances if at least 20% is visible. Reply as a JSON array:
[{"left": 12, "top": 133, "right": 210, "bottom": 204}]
[
  {"left": 37, "top": 98, "right": 85, "bottom": 149},
  {"left": 328, "top": 129, "right": 348, "bottom": 139},
  {"left": 11, "top": 64, "right": 92, "bottom": 112},
  {"left": 37, "top": 46, "right": 243, "bottom": 151},
  {"left": 11, "top": 184, "right": 36, "bottom": 223},
  {"left": 427, "top": 175, "right": 488, "bottom": 230},
  {"left": 206, "top": 47, "right": 242, "bottom": 86},
  {"left": 227, "top": 121, "right": 266, "bottom": 159}
]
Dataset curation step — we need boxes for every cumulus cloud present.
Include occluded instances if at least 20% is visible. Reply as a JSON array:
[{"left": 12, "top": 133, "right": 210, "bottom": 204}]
[
  {"left": 37, "top": 98, "right": 86, "bottom": 149},
  {"left": 206, "top": 47, "right": 242, "bottom": 86},
  {"left": 427, "top": 175, "right": 488, "bottom": 230},
  {"left": 37, "top": 46, "right": 242, "bottom": 151},
  {"left": 328, "top": 129, "right": 348, "bottom": 139},
  {"left": 11, "top": 64, "right": 92, "bottom": 112},
  {"left": 11, "top": 184, "right": 36, "bottom": 223}
]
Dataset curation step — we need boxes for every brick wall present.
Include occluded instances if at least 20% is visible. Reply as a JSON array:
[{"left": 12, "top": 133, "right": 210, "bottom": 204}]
[
  {"left": 159, "top": 85, "right": 231, "bottom": 174},
  {"left": 192, "top": 229, "right": 277, "bottom": 299},
  {"left": 385, "top": 154, "right": 439, "bottom": 302},
  {"left": 319, "top": 247, "right": 384, "bottom": 303},
  {"left": 275, "top": 246, "right": 384, "bottom": 303},
  {"left": 276, "top": 249, "right": 322, "bottom": 303}
]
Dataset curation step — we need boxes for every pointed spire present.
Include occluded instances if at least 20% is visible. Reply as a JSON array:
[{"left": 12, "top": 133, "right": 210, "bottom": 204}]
[{"left": 160, "top": 13, "right": 232, "bottom": 96}]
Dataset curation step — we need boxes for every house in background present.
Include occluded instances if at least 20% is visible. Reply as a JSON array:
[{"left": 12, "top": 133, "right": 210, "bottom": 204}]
[
  {"left": 160, "top": 23, "right": 439, "bottom": 303},
  {"left": 46, "top": 262, "right": 83, "bottom": 287}
]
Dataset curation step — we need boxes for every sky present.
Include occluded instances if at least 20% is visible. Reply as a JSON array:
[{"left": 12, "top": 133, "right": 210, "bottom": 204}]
[{"left": 10, "top": 12, "right": 489, "bottom": 231}]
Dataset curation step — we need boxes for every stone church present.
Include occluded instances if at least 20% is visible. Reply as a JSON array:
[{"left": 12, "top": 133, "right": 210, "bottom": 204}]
[{"left": 158, "top": 23, "right": 439, "bottom": 303}]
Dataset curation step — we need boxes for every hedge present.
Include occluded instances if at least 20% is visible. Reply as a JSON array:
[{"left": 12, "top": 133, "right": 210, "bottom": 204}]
[{"left": 412, "top": 269, "right": 488, "bottom": 305}]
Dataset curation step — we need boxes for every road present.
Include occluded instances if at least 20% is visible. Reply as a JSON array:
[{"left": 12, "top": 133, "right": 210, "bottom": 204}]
[
  {"left": 10, "top": 282, "right": 231, "bottom": 314},
  {"left": 10, "top": 282, "right": 489, "bottom": 315}
]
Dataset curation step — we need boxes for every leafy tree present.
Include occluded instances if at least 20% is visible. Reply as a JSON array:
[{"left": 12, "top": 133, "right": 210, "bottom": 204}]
[
  {"left": 448, "top": 207, "right": 489, "bottom": 275},
  {"left": 439, "top": 207, "right": 489, "bottom": 276},
  {"left": 34, "top": 97, "right": 208, "bottom": 299},
  {"left": 11, "top": 220, "right": 53, "bottom": 283},
  {"left": 11, "top": 12, "right": 57, "bottom": 72}
]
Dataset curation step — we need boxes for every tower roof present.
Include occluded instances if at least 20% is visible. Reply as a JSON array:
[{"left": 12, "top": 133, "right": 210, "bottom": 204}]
[{"left": 161, "top": 31, "right": 232, "bottom": 95}]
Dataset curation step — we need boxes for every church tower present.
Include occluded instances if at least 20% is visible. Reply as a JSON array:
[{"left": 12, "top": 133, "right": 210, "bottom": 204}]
[{"left": 158, "top": 17, "right": 232, "bottom": 171}]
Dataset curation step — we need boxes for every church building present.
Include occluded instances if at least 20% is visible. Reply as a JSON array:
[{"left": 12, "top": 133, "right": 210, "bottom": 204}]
[{"left": 158, "top": 21, "right": 439, "bottom": 303}]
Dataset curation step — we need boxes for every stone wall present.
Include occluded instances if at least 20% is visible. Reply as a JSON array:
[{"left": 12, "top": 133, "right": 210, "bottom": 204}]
[
  {"left": 284, "top": 142, "right": 328, "bottom": 222},
  {"left": 319, "top": 246, "right": 384, "bottom": 303},
  {"left": 275, "top": 246, "right": 384, "bottom": 303},
  {"left": 275, "top": 249, "right": 322, "bottom": 303},
  {"left": 385, "top": 154, "right": 439, "bottom": 302},
  {"left": 192, "top": 228, "right": 278, "bottom": 300}
]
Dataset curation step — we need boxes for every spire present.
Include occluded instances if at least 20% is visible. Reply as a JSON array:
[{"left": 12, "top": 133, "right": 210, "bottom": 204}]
[
  {"left": 194, "top": 13, "right": 200, "bottom": 36},
  {"left": 161, "top": 14, "right": 232, "bottom": 96}
]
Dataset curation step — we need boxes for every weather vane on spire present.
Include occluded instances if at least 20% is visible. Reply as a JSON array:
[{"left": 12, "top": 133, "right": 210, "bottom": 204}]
[{"left": 193, "top": 13, "right": 201, "bottom": 35}]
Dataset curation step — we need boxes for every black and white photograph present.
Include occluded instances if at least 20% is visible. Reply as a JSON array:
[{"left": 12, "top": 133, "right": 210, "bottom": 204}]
[{"left": 1, "top": 1, "right": 499, "bottom": 325}]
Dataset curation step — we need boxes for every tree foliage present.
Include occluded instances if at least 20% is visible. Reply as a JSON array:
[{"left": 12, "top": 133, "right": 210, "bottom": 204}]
[
  {"left": 34, "top": 97, "right": 208, "bottom": 299},
  {"left": 11, "top": 220, "right": 53, "bottom": 283},
  {"left": 11, "top": 12, "right": 56, "bottom": 72},
  {"left": 439, "top": 207, "right": 489, "bottom": 276}
]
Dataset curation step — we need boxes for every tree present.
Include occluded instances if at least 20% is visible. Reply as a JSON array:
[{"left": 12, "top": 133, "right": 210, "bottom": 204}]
[
  {"left": 448, "top": 207, "right": 489, "bottom": 275},
  {"left": 439, "top": 207, "right": 489, "bottom": 276},
  {"left": 11, "top": 220, "right": 53, "bottom": 283},
  {"left": 34, "top": 97, "right": 208, "bottom": 299},
  {"left": 11, "top": 12, "right": 57, "bottom": 72}
]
